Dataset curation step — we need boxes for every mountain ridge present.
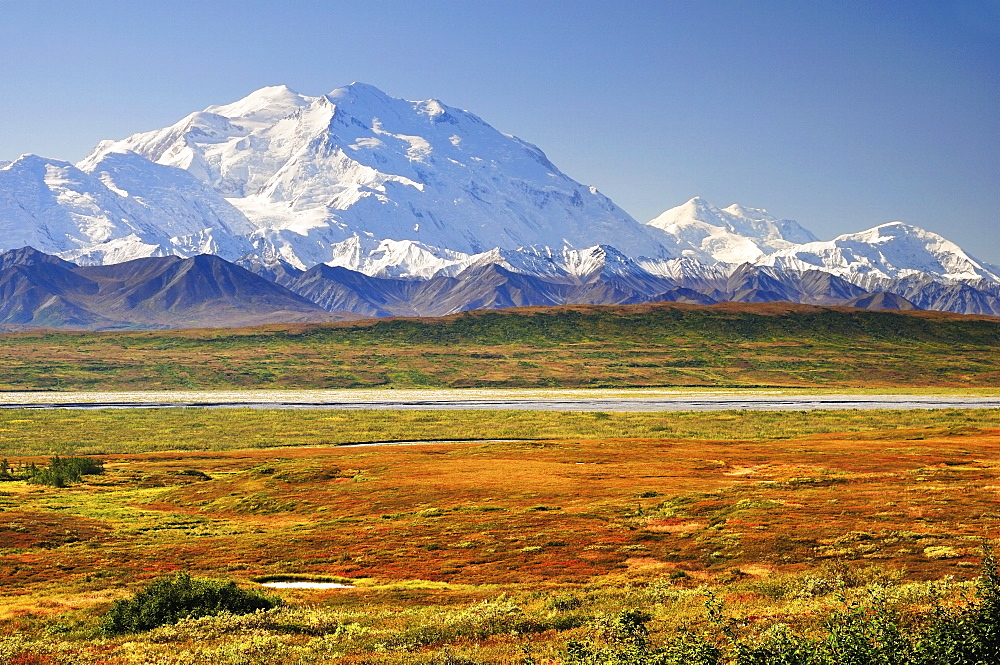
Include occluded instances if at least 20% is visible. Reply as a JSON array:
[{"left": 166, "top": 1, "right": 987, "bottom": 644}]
[
  {"left": 0, "top": 82, "right": 997, "bottom": 321},
  {"left": 3, "top": 246, "right": 996, "bottom": 331},
  {"left": 0, "top": 248, "right": 349, "bottom": 330}
]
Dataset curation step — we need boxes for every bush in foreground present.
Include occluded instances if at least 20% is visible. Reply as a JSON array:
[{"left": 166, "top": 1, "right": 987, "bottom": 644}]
[
  {"left": 101, "top": 572, "right": 279, "bottom": 635},
  {"left": 566, "top": 547, "right": 1000, "bottom": 665}
]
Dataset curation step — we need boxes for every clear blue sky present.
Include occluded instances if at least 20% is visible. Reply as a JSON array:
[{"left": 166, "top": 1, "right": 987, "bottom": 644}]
[{"left": 1, "top": 0, "right": 997, "bottom": 261}]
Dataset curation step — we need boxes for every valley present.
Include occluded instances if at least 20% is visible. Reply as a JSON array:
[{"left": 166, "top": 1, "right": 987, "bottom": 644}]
[
  {"left": 0, "top": 302, "right": 997, "bottom": 662},
  {"left": 0, "top": 298, "right": 998, "bottom": 662}
]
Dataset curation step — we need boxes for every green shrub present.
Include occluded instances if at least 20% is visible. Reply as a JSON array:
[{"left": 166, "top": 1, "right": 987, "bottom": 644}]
[
  {"left": 101, "top": 572, "right": 279, "bottom": 634},
  {"left": 564, "top": 549, "right": 1000, "bottom": 665},
  {"left": 911, "top": 544, "right": 1000, "bottom": 664},
  {"left": 24, "top": 455, "right": 104, "bottom": 487},
  {"left": 547, "top": 593, "right": 583, "bottom": 611},
  {"left": 565, "top": 609, "right": 722, "bottom": 664}
]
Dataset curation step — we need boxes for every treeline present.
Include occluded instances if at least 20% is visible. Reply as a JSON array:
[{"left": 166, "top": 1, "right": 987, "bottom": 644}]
[{"left": 0, "top": 455, "right": 104, "bottom": 487}]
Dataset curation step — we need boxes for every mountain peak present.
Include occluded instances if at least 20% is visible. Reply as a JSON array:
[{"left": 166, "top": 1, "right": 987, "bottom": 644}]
[
  {"left": 205, "top": 84, "right": 312, "bottom": 122},
  {"left": 837, "top": 221, "right": 952, "bottom": 248},
  {"left": 326, "top": 81, "right": 397, "bottom": 108},
  {"left": 763, "top": 220, "right": 1000, "bottom": 283},
  {"left": 71, "top": 81, "right": 663, "bottom": 265},
  {"left": 679, "top": 196, "right": 720, "bottom": 214},
  {"left": 9, "top": 153, "right": 74, "bottom": 171},
  {"left": 723, "top": 203, "right": 771, "bottom": 219},
  {"left": 0, "top": 246, "right": 78, "bottom": 271},
  {"left": 647, "top": 197, "right": 820, "bottom": 264}
]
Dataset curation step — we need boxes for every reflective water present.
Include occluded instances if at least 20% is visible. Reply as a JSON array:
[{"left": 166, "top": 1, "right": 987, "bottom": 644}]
[{"left": 260, "top": 581, "right": 354, "bottom": 589}]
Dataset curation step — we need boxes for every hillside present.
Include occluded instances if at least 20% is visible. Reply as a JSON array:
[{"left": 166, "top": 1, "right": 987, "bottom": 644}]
[
  {"left": 1, "top": 301, "right": 998, "bottom": 390},
  {"left": 0, "top": 248, "right": 348, "bottom": 329}
]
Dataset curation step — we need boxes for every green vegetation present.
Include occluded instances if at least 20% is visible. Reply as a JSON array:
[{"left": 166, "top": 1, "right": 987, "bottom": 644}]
[
  {"left": 0, "top": 406, "right": 996, "bottom": 457},
  {"left": 1, "top": 408, "right": 999, "bottom": 662},
  {"left": 0, "top": 454, "right": 104, "bottom": 486},
  {"left": 6, "top": 558, "right": 1000, "bottom": 663},
  {"left": 1, "top": 402, "right": 999, "bottom": 662},
  {"left": 101, "top": 572, "right": 280, "bottom": 634},
  {"left": 565, "top": 550, "right": 1000, "bottom": 664},
  {"left": 1, "top": 302, "right": 998, "bottom": 389}
]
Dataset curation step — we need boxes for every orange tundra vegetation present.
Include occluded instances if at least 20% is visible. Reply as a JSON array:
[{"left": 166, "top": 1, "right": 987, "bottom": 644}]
[{"left": 1, "top": 409, "right": 1000, "bottom": 662}]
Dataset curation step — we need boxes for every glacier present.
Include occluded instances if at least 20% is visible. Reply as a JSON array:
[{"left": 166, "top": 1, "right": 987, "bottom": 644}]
[
  {"left": 0, "top": 81, "right": 997, "bottom": 317},
  {"left": 80, "top": 82, "right": 674, "bottom": 269}
]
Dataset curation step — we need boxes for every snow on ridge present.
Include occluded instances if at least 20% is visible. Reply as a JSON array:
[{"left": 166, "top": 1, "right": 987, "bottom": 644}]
[
  {"left": 646, "top": 196, "right": 819, "bottom": 265},
  {"left": 1, "top": 83, "right": 994, "bottom": 291},
  {"left": 77, "top": 82, "right": 672, "bottom": 266},
  {"left": 643, "top": 196, "right": 997, "bottom": 286},
  {"left": 206, "top": 84, "right": 314, "bottom": 123},
  {"left": 759, "top": 220, "right": 1000, "bottom": 283},
  {"left": 0, "top": 151, "right": 256, "bottom": 265}
]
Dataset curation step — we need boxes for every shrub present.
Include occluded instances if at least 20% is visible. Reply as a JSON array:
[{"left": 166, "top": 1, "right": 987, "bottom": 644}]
[
  {"left": 912, "top": 544, "right": 1000, "bottom": 664},
  {"left": 564, "top": 609, "right": 722, "bottom": 665},
  {"left": 563, "top": 549, "right": 1000, "bottom": 665},
  {"left": 24, "top": 455, "right": 104, "bottom": 487},
  {"left": 547, "top": 593, "right": 583, "bottom": 611},
  {"left": 101, "top": 572, "right": 279, "bottom": 634}
]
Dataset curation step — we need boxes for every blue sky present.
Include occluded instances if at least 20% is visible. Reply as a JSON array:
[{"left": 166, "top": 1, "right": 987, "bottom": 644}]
[{"left": 1, "top": 0, "right": 998, "bottom": 260}]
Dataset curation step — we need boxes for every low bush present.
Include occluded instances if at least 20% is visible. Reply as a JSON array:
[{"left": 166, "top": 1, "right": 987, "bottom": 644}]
[
  {"left": 562, "top": 548, "right": 1000, "bottom": 665},
  {"left": 24, "top": 455, "right": 104, "bottom": 487},
  {"left": 101, "top": 572, "right": 279, "bottom": 635}
]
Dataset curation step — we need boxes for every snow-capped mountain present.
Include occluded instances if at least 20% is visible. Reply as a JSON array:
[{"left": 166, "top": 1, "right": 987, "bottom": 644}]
[
  {"left": 646, "top": 197, "right": 818, "bottom": 263},
  {"left": 81, "top": 82, "right": 674, "bottom": 269},
  {"left": 0, "top": 82, "right": 997, "bottom": 320},
  {"left": 641, "top": 197, "right": 999, "bottom": 286},
  {"left": 759, "top": 222, "right": 1000, "bottom": 283},
  {"left": 0, "top": 153, "right": 253, "bottom": 265}
]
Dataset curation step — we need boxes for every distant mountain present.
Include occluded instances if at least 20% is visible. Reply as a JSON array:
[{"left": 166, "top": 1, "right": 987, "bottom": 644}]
[
  {"left": 759, "top": 222, "right": 1000, "bottom": 283},
  {"left": 80, "top": 82, "right": 673, "bottom": 269},
  {"left": 843, "top": 292, "right": 918, "bottom": 311},
  {"left": 0, "top": 247, "right": 996, "bottom": 330},
  {"left": 0, "top": 83, "right": 998, "bottom": 320},
  {"left": 0, "top": 247, "right": 345, "bottom": 330},
  {"left": 244, "top": 247, "right": 992, "bottom": 318},
  {"left": 646, "top": 196, "right": 819, "bottom": 263},
  {"left": 268, "top": 258, "right": 674, "bottom": 318}
]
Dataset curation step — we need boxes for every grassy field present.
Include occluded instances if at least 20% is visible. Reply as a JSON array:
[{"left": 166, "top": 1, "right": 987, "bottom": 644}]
[
  {"left": 1, "top": 407, "right": 999, "bottom": 663},
  {"left": 2, "top": 302, "right": 999, "bottom": 661},
  {"left": 1, "top": 302, "right": 999, "bottom": 390},
  {"left": 0, "top": 407, "right": 997, "bottom": 456}
]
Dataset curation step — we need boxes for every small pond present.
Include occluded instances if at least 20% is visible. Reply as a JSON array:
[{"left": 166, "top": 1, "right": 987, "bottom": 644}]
[{"left": 260, "top": 581, "right": 354, "bottom": 589}]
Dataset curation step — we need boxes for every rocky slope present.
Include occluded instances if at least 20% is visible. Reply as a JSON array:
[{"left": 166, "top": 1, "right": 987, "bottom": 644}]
[{"left": 0, "top": 248, "right": 345, "bottom": 329}]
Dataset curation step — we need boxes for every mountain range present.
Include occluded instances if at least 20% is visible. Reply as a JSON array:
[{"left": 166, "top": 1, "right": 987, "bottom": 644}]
[
  {"left": 0, "top": 247, "right": 346, "bottom": 330},
  {"left": 1, "top": 82, "right": 998, "bottom": 328}
]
